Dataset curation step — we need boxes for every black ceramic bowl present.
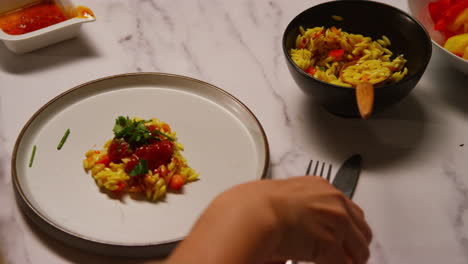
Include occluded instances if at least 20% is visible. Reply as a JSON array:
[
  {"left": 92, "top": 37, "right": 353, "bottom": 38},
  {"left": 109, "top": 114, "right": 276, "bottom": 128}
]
[{"left": 282, "top": 0, "right": 432, "bottom": 117}]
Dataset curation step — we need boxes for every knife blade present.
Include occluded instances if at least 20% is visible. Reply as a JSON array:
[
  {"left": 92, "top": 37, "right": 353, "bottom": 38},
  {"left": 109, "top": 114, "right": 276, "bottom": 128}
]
[{"left": 332, "top": 154, "right": 362, "bottom": 199}]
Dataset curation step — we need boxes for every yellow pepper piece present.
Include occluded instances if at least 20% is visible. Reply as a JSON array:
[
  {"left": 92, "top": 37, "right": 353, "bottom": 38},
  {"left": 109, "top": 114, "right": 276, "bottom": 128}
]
[
  {"left": 444, "top": 33, "right": 468, "bottom": 58},
  {"left": 447, "top": 8, "right": 468, "bottom": 34}
]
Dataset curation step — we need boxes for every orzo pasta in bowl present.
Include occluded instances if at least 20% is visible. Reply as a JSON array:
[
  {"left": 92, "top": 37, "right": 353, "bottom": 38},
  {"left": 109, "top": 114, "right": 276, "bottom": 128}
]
[
  {"left": 283, "top": 1, "right": 432, "bottom": 117},
  {"left": 290, "top": 26, "right": 408, "bottom": 88}
]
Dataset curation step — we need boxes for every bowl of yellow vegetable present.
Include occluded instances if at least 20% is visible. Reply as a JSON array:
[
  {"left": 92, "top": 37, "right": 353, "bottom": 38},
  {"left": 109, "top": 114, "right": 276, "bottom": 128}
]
[{"left": 408, "top": 0, "right": 468, "bottom": 75}]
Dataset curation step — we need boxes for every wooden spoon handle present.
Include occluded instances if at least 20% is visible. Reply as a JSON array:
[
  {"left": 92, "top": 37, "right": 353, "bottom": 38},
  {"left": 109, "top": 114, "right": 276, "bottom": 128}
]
[{"left": 355, "top": 82, "right": 374, "bottom": 119}]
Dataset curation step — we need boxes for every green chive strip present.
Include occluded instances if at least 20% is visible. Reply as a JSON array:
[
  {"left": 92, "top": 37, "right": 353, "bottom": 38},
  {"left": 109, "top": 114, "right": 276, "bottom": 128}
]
[
  {"left": 29, "top": 145, "right": 37, "bottom": 168},
  {"left": 57, "top": 129, "right": 70, "bottom": 150},
  {"left": 152, "top": 129, "right": 175, "bottom": 141}
]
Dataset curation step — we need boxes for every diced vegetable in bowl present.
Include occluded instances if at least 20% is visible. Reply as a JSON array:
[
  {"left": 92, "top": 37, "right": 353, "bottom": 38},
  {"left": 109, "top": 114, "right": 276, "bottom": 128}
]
[{"left": 408, "top": 0, "right": 468, "bottom": 75}]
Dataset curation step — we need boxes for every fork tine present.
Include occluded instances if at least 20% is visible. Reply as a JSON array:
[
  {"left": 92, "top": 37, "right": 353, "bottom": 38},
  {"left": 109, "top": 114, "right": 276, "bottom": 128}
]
[
  {"left": 313, "top": 161, "right": 319, "bottom": 175},
  {"left": 326, "top": 164, "right": 332, "bottom": 181},
  {"left": 305, "top": 160, "right": 313, "bottom": 175},
  {"left": 305, "top": 160, "right": 332, "bottom": 182},
  {"left": 319, "top": 162, "right": 325, "bottom": 177}
]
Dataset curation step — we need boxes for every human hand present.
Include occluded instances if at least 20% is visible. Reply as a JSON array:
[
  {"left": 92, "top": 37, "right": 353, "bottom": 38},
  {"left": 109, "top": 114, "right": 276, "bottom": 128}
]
[
  {"left": 167, "top": 176, "right": 372, "bottom": 264},
  {"left": 263, "top": 176, "right": 372, "bottom": 264}
]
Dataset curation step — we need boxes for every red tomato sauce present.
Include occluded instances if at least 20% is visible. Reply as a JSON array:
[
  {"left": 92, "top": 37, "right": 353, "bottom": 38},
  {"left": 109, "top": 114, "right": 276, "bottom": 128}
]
[{"left": 0, "top": 0, "right": 68, "bottom": 35}]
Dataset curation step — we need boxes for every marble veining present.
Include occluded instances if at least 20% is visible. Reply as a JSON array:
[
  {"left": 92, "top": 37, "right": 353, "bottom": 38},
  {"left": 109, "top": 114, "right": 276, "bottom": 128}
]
[
  {"left": 1, "top": 0, "right": 468, "bottom": 263},
  {"left": 443, "top": 151, "right": 468, "bottom": 260},
  {"left": 222, "top": 9, "right": 293, "bottom": 128}
]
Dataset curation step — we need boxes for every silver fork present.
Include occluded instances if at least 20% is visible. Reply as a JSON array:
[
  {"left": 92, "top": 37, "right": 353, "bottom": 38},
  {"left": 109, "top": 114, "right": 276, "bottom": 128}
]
[
  {"left": 305, "top": 160, "right": 332, "bottom": 181},
  {"left": 287, "top": 160, "right": 333, "bottom": 264}
]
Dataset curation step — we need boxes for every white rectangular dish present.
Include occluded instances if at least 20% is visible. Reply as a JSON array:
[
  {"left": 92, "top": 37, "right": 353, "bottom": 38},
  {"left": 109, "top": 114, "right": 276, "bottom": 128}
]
[{"left": 0, "top": 0, "right": 95, "bottom": 54}]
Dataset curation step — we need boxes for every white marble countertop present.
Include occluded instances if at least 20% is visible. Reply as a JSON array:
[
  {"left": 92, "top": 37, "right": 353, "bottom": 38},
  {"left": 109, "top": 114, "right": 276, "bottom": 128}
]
[{"left": 1, "top": 0, "right": 468, "bottom": 263}]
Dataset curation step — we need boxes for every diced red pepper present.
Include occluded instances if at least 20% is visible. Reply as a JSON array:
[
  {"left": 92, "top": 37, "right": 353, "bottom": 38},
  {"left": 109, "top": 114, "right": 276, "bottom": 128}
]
[
  {"left": 169, "top": 174, "right": 185, "bottom": 190},
  {"left": 313, "top": 31, "right": 323, "bottom": 39},
  {"left": 429, "top": 2, "right": 443, "bottom": 22},
  {"left": 429, "top": 0, "right": 452, "bottom": 22},
  {"left": 434, "top": 18, "right": 448, "bottom": 30},
  {"left": 443, "top": 0, "right": 468, "bottom": 22},
  {"left": 328, "top": 49, "right": 345, "bottom": 61},
  {"left": 113, "top": 182, "right": 126, "bottom": 193},
  {"left": 305, "top": 66, "right": 316, "bottom": 76},
  {"left": 161, "top": 123, "right": 171, "bottom": 132},
  {"left": 441, "top": 28, "right": 456, "bottom": 38},
  {"left": 429, "top": 0, "right": 468, "bottom": 36},
  {"left": 145, "top": 124, "right": 157, "bottom": 132},
  {"left": 95, "top": 154, "right": 110, "bottom": 166},
  {"left": 297, "top": 37, "right": 308, "bottom": 49}
]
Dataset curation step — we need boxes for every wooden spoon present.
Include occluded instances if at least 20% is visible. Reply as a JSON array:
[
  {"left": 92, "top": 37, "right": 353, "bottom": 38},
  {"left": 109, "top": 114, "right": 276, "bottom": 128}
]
[
  {"left": 355, "top": 82, "right": 374, "bottom": 119},
  {"left": 340, "top": 60, "right": 391, "bottom": 119}
]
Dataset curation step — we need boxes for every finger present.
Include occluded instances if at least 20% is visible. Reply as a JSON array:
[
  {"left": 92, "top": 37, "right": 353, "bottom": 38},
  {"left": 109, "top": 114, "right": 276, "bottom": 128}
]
[
  {"left": 346, "top": 200, "right": 373, "bottom": 244},
  {"left": 350, "top": 201, "right": 365, "bottom": 218},
  {"left": 343, "top": 220, "right": 370, "bottom": 264},
  {"left": 315, "top": 244, "right": 349, "bottom": 264},
  {"left": 338, "top": 195, "right": 372, "bottom": 245}
]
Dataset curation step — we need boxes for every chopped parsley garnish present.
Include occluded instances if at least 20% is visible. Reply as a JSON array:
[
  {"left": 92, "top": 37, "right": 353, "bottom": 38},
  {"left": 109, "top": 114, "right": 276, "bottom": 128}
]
[
  {"left": 129, "top": 159, "right": 148, "bottom": 176},
  {"left": 112, "top": 116, "right": 174, "bottom": 148}
]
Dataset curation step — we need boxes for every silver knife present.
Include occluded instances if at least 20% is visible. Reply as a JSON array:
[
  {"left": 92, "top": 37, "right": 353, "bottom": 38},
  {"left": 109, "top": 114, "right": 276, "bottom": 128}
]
[{"left": 332, "top": 154, "right": 362, "bottom": 199}]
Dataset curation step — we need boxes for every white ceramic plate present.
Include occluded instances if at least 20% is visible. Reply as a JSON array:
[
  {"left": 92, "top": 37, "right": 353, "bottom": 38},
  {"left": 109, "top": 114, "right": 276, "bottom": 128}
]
[{"left": 12, "top": 73, "right": 269, "bottom": 257}]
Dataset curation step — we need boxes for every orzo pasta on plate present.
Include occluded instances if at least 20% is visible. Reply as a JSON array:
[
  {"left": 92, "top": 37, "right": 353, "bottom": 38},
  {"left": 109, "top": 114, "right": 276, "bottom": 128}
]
[{"left": 83, "top": 116, "right": 199, "bottom": 201}]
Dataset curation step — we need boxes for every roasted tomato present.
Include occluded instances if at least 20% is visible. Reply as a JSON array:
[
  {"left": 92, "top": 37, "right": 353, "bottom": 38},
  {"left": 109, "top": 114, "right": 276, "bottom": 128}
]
[
  {"left": 107, "top": 139, "right": 132, "bottom": 163},
  {"left": 134, "top": 140, "right": 174, "bottom": 170}
]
